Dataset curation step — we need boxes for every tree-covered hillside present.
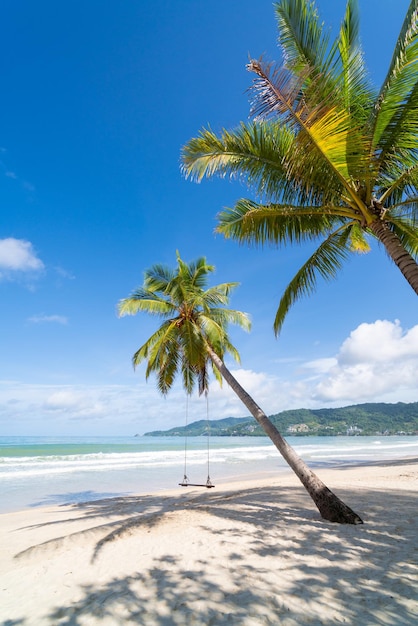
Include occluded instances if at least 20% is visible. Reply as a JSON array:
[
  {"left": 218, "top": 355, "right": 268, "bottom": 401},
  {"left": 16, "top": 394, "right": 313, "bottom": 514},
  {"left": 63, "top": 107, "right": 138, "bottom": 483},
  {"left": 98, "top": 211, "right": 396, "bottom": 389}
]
[{"left": 144, "top": 402, "right": 418, "bottom": 437}]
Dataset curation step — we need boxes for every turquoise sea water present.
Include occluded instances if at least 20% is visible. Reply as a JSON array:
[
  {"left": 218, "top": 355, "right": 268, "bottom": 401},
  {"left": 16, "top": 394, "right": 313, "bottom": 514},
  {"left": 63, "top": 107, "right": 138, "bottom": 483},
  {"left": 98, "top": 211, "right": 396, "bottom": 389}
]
[{"left": 1, "top": 435, "right": 417, "bottom": 513}]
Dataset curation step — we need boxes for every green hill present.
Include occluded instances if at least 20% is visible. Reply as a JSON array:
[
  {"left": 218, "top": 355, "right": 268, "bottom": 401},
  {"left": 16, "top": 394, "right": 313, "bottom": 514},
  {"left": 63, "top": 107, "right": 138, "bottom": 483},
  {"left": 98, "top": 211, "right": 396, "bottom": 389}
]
[
  {"left": 144, "top": 416, "right": 249, "bottom": 437},
  {"left": 144, "top": 402, "right": 418, "bottom": 437}
]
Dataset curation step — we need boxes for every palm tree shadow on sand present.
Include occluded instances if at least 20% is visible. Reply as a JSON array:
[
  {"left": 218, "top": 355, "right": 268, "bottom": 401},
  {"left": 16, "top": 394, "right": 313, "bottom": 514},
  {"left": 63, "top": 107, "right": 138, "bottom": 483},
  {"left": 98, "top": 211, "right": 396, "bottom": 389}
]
[
  {"left": 12, "top": 483, "right": 418, "bottom": 625},
  {"left": 30, "top": 490, "right": 132, "bottom": 508}
]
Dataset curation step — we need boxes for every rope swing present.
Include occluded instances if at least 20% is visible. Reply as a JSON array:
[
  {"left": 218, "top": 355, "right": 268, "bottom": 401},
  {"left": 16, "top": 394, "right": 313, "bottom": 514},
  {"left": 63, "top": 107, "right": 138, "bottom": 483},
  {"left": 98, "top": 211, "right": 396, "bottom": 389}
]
[{"left": 179, "top": 394, "right": 214, "bottom": 488}]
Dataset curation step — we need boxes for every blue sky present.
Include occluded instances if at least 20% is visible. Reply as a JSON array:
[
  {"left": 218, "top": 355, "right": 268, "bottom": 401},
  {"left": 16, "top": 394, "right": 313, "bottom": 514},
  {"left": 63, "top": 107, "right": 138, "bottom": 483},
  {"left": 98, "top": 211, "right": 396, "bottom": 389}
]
[{"left": 1, "top": 0, "right": 417, "bottom": 436}]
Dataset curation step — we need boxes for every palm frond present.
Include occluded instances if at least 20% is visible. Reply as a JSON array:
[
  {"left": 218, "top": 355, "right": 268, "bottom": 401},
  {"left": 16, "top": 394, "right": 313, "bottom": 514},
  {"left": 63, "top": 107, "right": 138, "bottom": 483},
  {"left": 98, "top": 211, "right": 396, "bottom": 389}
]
[
  {"left": 371, "top": 0, "right": 418, "bottom": 168},
  {"left": 384, "top": 216, "right": 418, "bottom": 256},
  {"left": 379, "top": 161, "right": 418, "bottom": 206},
  {"left": 374, "top": 83, "right": 418, "bottom": 178},
  {"left": 144, "top": 264, "right": 176, "bottom": 293},
  {"left": 386, "top": 197, "right": 418, "bottom": 223},
  {"left": 274, "top": 226, "right": 352, "bottom": 335},
  {"left": 247, "top": 60, "right": 308, "bottom": 122},
  {"left": 375, "top": 0, "right": 418, "bottom": 108},
  {"left": 348, "top": 222, "right": 371, "bottom": 253},
  {"left": 213, "top": 308, "right": 252, "bottom": 333},
  {"left": 335, "top": 0, "right": 374, "bottom": 121},
  {"left": 156, "top": 342, "right": 180, "bottom": 395},
  {"left": 196, "top": 364, "right": 210, "bottom": 396},
  {"left": 133, "top": 321, "right": 177, "bottom": 370},
  {"left": 200, "top": 284, "right": 240, "bottom": 308},
  {"left": 181, "top": 360, "right": 196, "bottom": 396},
  {"left": 216, "top": 198, "right": 348, "bottom": 245},
  {"left": 192, "top": 256, "right": 216, "bottom": 286},
  {"left": 179, "top": 321, "right": 206, "bottom": 369},
  {"left": 200, "top": 309, "right": 251, "bottom": 336},
  {"left": 176, "top": 253, "right": 214, "bottom": 290},
  {"left": 247, "top": 58, "right": 368, "bottom": 208},
  {"left": 291, "top": 105, "right": 352, "bottom": 180},
  {"left": 198, "top": 315, "right": 227, "bottom": 352},
  {"left": 222, "top": 336, "right": 245, "bottom": 364},
  {"left": 199, "top": 315, "right": 243, "bottom": 367},
  {"left": 181, "top": 122, "right": 293, "bottom": 200},
  {"left": 275, "top": 0, "right": 373, "bottom": 119},
  {"left": 210, "top": 361, "right": 223, "bottom": 386},
  {"left": 118, "top": 290, "right": 175, "bottom": 318},
  {"left": 274, "top": 0, "right": 330, "bottom": 76}
]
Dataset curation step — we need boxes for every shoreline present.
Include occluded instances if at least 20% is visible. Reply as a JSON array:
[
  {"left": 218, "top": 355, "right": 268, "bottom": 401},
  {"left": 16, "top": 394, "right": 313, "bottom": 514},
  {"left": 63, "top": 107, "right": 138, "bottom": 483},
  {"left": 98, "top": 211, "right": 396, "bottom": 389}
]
[
  {"left": 1, "top": 453, "right": 418, "bottom": 516},
  {"left": 1, "top": 457, "right": 417, "bottom": 625},
  {"left": 2, "top": 434, "right": 418, "bottom": 515}
]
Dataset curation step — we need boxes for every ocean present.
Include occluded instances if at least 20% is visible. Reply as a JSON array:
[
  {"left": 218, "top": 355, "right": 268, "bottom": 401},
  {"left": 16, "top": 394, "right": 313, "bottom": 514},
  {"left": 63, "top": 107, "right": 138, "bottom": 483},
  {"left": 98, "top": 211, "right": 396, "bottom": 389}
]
[{"left": 1, "top": 435, "right": 417, "bottom": 513}]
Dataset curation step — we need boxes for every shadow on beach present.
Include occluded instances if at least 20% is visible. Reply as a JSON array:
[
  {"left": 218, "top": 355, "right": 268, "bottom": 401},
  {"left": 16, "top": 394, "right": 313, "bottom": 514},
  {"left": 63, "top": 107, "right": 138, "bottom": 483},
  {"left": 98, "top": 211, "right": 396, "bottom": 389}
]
[
  {"left": 29, "top": 489, "right": 133, "bottom": 508},
  {"left": 8, "top": 480, "right": 418, "bottom": 625},
  {"left": 309, "top": 455, "right": 418, "bottom": 470}
]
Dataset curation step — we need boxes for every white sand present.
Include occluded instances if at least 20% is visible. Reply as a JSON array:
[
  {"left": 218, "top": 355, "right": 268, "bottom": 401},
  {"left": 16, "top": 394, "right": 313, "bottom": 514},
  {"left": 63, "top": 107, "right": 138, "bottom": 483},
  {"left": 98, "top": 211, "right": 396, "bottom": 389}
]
[{"left": 0, "top": 459, "right": 417, "bottom": 625}]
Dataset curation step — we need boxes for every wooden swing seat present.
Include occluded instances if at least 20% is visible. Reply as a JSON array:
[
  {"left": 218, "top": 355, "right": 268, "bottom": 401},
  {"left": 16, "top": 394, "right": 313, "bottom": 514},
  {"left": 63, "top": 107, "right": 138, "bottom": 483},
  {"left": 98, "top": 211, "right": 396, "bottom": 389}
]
[
  {"left": 179, "top": 481, "right": 215, "bottom": 488},
  {"left": 180, "top": 396, "right": 214, "bottom": 489}
]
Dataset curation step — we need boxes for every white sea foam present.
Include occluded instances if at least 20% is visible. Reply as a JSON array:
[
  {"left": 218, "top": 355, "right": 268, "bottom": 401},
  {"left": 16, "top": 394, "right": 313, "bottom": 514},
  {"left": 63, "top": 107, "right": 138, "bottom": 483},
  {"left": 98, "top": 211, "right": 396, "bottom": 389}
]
[
  {"left": 1, "top": 435, "right": 417, "bottom": 512},
  {"left": 0, "top": 446, "right": 282, "bottom": 480}
]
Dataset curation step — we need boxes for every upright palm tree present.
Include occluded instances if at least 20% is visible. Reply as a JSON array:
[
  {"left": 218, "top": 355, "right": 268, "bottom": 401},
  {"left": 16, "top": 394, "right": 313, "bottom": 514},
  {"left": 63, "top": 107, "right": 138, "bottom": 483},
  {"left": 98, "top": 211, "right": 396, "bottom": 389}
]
[
  {"left": 118, "top": 253, "right": 362, "bottom": 524},
  {"left": 182, "top": 0, "right": 418, "bottom": 334}
]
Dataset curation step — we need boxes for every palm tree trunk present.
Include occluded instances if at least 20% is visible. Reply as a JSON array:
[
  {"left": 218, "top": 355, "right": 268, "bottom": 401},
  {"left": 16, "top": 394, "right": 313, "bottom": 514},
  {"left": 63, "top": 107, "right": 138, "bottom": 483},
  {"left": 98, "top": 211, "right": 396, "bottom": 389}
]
[
  {"left": 206, "top": 346, "right": 363, "bottom": 524},
  {"left": 369, "top": 219, "right": 418, "bottom": 294}
]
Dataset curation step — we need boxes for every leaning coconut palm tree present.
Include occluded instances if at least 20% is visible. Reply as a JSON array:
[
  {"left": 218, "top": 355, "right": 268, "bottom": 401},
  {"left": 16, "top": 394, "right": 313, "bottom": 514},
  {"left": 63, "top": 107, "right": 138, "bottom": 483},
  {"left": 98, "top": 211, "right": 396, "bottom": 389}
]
[
  {"left": 182, "top": 0, "right": 418, "bottom": 334},
  {"left": 118, "top": 252, "right": 362, "bottom": 524}
]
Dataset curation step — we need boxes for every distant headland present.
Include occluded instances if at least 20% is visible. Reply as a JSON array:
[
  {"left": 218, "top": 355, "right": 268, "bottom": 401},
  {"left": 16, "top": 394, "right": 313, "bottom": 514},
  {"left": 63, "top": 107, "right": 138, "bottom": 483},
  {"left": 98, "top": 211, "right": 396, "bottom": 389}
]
[{"left": 143, "top": 401, "right": 418, "bottom": 437}]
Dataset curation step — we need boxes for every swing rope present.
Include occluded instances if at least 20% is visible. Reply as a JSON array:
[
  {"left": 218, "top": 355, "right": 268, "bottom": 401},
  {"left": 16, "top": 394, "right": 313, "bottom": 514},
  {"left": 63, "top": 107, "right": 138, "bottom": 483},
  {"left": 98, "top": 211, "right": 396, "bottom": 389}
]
[
  {"left": 205, "top": 394, "right": 213, "bottom": 487},
  {"left": 179, "top": 393, "right": 214, "bottom": 488},
  {"left": 181, "top": 395, "right": 189, "bottom": 486}
]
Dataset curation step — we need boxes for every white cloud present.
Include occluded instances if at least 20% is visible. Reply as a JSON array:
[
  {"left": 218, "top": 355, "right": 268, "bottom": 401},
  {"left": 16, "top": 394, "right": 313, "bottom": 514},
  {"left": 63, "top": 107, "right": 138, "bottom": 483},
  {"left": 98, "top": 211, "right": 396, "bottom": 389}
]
[
  {"left": 1, "top": 320, "right": 417, "bottom": 435},
  {"left": 44, "top": 390, "right": 85, "bottom": 410},
  {"left": 54, "top": 266, "right": 75, "bottom": 280},
  {"left": 313, "top": 320, "right": 418, "bottom": 403},
  {"left": 28, "top": 314, "right": 68, "bottom": 325},
  {"left": 0, "top": 376, "right": 282, "bottom": 435},
  {"left": 43, "top": 389, "right": 106, "bottom": 417},
  {"left": 0, "top": 381, "right": 189, "bottom": 434},
  {"left": 22, "top": 181, "right": 35, "bottom": 192},
  {"left": 0, "top": 238, "right": 44, "bottom": 279},
  {"left": 215, "top": 367, "right": 276, "bottom": 402},
  {"left": 207, "top": 367, "right": 296, "bottom": 418},
  {"left": 302, "top": 358, "right": 337, "bottom": 374}
]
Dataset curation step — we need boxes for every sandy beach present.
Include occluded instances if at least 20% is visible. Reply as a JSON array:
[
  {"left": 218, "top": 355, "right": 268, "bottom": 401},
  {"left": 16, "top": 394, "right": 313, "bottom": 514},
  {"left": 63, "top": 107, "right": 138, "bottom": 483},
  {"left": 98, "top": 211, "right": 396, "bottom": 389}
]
[{"left": 0, "top": 459, "right": 417, "bottom": 625}]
